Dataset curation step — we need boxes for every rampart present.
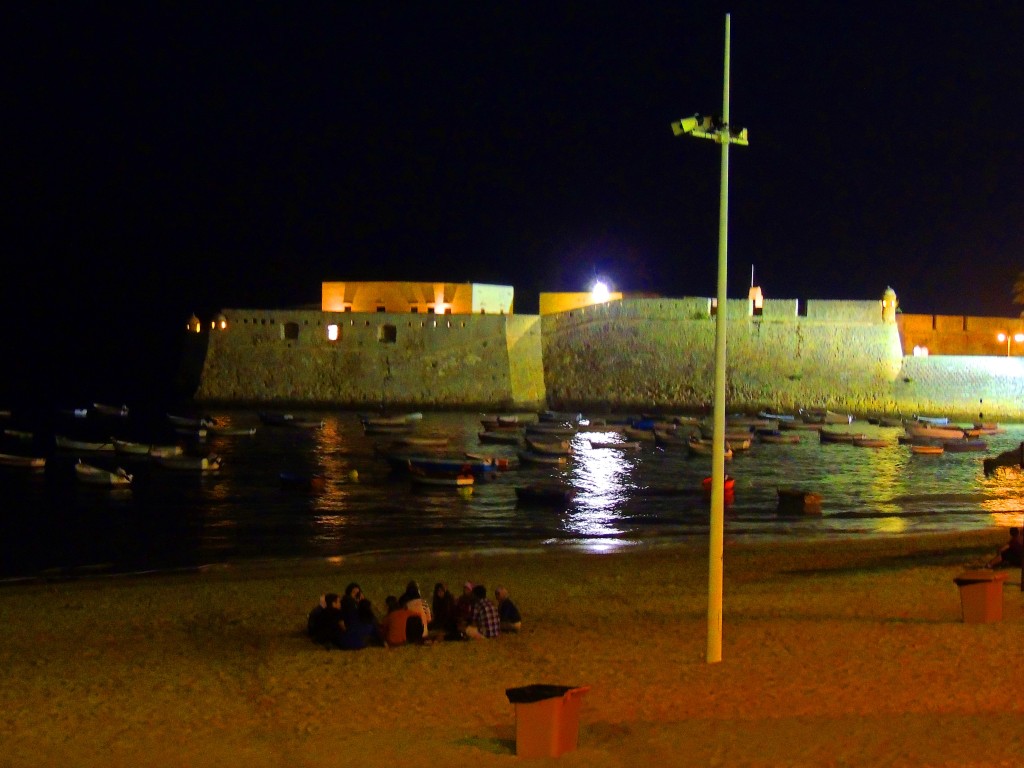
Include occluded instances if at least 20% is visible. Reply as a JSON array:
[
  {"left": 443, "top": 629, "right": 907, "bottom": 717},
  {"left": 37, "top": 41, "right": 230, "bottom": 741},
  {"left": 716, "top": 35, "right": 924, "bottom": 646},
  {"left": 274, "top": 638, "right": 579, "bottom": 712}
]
[{"left": 192, "top": 299, "right": 1024, "bottom": 419}]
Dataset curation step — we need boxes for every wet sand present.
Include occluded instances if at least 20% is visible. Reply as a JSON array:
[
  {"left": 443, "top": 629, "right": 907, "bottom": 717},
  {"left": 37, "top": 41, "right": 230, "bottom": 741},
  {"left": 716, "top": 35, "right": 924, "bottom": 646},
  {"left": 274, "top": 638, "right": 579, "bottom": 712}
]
[{"left": 1, "top": 529, "right": 1022, "bottom": 767}]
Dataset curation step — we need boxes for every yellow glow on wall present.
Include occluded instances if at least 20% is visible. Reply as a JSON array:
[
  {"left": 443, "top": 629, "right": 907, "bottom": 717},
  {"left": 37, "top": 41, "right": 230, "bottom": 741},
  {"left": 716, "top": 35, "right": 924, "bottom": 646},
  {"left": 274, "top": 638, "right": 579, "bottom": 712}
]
[
  {"left": 327, "top": 324, "right": 339, "bottom": 341},
  {"left": 434, "top": 303, "right": 448, "bottom": 315},
  {"left": 539, "top": 291, "right": 624, "bottom": 315}
]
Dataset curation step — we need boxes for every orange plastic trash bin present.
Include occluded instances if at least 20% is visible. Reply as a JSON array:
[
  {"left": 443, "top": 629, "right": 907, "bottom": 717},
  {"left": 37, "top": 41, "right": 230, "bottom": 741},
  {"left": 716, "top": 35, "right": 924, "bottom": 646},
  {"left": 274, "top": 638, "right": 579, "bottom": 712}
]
[
  {"left": 505, "top": 684, "right": 590, "bottom": 758},
  {"left": 953, "top": 570, "right": 1008, "bottom": 623}
]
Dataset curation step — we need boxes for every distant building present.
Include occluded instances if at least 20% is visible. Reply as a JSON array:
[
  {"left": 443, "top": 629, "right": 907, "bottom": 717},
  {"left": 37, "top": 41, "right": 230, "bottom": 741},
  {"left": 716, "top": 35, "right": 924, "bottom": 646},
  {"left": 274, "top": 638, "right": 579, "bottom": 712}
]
[{"left": 321, "top": 281, "right": 514, "bottom": 315}]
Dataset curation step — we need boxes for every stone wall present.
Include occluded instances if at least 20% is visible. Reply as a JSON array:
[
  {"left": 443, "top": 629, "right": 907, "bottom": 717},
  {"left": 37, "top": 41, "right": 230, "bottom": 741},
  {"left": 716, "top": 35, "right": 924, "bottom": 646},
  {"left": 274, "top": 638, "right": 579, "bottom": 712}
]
[
  {"left": 195, "top": 309, "right": 546, "bottom": 409},
  {"left": 192, "top": 300, "right": 1024, "bottom": 418},
  {"left": 541, "top": 299, "right": 903, "bottom": 413}
]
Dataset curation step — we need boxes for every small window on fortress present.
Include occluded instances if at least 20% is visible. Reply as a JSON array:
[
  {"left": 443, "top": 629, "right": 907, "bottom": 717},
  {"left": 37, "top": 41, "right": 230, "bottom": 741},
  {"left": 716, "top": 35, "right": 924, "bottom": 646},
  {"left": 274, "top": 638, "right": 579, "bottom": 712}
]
[
  {"left": 378, "top": 324, "right": 397, "bottom": 343},
  {"left": 710, "top": 299, "right": 718, "bottom": 316},
  {"left": 797, "top": 300, "right": 808, "bottom": 317},
  {"left": 327, "top": 324, "right": 340, "bottom": 342},
  {"left": 410, "top": 306, "right": 418, "bottom": 313},
  {"left": 281, "top": 322, "right": 300, "bottom": 340},
  {"left": 752, "top": 304, "right": 763, "bottom": 317},
  {"left": 376, "top": 306, "right": 386, "bottom": 313},
  {"left": 445, "top": 307, "right": 452, "bottom": 315},
  {"left": 344, "top": 306, "right": 352, "bottom": 312}
]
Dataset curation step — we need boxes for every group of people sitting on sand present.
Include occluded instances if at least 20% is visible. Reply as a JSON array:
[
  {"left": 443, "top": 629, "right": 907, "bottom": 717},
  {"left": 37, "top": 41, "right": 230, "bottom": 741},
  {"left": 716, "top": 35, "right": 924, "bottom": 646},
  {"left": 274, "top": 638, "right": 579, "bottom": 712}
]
[{"left": 306, "top": 579, "right": 522, "bottom": 650}]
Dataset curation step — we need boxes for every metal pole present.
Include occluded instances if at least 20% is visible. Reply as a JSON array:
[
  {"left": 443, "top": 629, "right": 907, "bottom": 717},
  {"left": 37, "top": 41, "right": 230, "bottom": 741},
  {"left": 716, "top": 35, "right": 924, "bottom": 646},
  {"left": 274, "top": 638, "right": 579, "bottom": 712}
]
[{"left": 707, "top": 12, "right": 730, "bottom": 665}]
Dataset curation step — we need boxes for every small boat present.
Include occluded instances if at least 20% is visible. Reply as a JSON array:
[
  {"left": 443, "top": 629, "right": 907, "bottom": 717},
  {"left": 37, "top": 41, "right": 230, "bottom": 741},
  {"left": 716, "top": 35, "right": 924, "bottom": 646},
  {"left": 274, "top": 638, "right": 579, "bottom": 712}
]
[
  {"left": 587, "top": 439, "right": 641, "bottom": 450},
  {"left": 409, "top": 464, "right": 474, "bottom": 487},
  {"left": 878, "top": 417, "right": 904, "bottom": 428},
  {"left": 757, "top": 430, "right": 801, "bottom": 444},
  {"left": 393, "top": 435, "right": 449, "bottom": 448},
  {"left": 516, "top": 450, "right": 568, "bottom": 466},
  {"left": 478, "top": 430, "right": 522, "bottom": 445},
  {"left": 3, "top": 428, "right": 34, "bottom": 442},
  {"left": 971, "top": 423, "right": 1004, "bottom": 435},
  {"left": 167, "top": 413, "right": 216, "bottom": 428},
  {"left": 154, "top": 454, "right": 223, "bottom": 471},
  {"left": 207, "top": 425, "right": 258, "bottom": 437},
  {"left": 114, "top": 439, "right": 184, "bottom": 457},
  {"left": 654, "top": 429, "right": 689, "bottom": 449},
  {"left": 173, "top": 427, "right": 208, "bottom": 440},
  {"left": 480, "top": 415, "right": 520, "bottom": 431},
  {"left": 778, "top": 420, "right": 823, "bottom": 431},
  {"left": 92, "top": 403, "right": 129, "bottom": 418},
  {"left": 279, "top": 472, "right": 326, "bottom": 491},
  {"left": 75, "top": 461, "right": 132, "bottom": 487},
  {"left": 538, "top": 410, "right": 583, "bottom": 423},
  {"left": 622, "top": 426, "right": 656, "bottom": 441},
  {"left": 464, "top": 452, "right": 516, "bottom": 470},
  {"left": 911, "top": 444, "right": 944, "bottom": 455},
  {"left": 913, "top": 415, "right": 949, "bottom": 425},
  {"left": 525, "top": 436, "right": 572, "bottom": 455},
  {"left": 514, "top": 483, "right": 575, "bottom": 506},
  {"left": 525, "top": 423, "right": 577, "bottom": 437},
  {"left": 903, "top": 423, "right": 967, "bottom": 441},
  {"left": 363, "top": 423, "right": 414, "bottom": 435},
  {"left": 687, "top": 437, "right": 733, "bottom": 460},
  {"left": 941, "top": 438, "right": 987, "bottom": 453},
  {"left": 0, "top": 452, "right": 46, "bottom": 469},
  {"left": 400, "top": 454, "right": 498, "bottom": 479},
  {"left": 801, "top": 408, "right": 853, "bottom": 425},
  {"left": 819, "top": 429, "right": 867, "bottom": 444},
  {"left": 852, "top": 438, "right": 888, "bottom": 448},
  {"left": 758, "top": 411, "right": 795, "bottom": 422},
  {"left": 259, "top": 412, "right": 325, "bottom": 429},
  {"left": 55, "top": 435, "right": 115, "bottom": 452}
]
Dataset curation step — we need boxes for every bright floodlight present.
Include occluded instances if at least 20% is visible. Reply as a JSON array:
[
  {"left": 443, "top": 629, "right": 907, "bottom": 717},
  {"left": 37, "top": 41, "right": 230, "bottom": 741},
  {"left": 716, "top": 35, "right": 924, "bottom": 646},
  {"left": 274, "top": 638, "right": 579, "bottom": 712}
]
[{"left": 591, "top": 281, "right": 610, "bottom": 303}]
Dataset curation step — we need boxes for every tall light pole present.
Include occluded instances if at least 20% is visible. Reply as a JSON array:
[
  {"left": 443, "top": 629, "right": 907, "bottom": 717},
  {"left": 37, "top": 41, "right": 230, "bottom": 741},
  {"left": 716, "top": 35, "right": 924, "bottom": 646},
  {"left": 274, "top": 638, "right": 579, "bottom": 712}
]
[{"left": 671, "top": 13, "right": 748, "bottom": 664}]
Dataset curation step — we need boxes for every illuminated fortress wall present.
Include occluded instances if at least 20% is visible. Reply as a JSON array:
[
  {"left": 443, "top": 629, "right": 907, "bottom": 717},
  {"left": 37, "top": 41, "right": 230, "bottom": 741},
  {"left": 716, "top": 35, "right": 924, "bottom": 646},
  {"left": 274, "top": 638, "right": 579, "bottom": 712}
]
[
  {"left": 192, "top": 299, "right": 1024, "bottom": 419},
  {"left": 195, "top": 309, "right": 545, "bottom": 409}
]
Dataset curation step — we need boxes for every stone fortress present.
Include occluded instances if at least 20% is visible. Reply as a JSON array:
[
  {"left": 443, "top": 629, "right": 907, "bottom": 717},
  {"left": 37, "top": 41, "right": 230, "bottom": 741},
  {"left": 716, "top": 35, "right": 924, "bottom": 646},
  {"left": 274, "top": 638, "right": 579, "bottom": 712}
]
[{"left": 188, "top": 281, "right": 1024, "bottom": 420}]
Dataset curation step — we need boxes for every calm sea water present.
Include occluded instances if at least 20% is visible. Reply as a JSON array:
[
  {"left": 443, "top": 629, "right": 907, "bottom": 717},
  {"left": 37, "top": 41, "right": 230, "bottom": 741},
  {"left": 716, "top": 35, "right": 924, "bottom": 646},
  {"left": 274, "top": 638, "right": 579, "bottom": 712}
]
[{"left": 2, "top": 409, "right": 1024, "bottom": 580}]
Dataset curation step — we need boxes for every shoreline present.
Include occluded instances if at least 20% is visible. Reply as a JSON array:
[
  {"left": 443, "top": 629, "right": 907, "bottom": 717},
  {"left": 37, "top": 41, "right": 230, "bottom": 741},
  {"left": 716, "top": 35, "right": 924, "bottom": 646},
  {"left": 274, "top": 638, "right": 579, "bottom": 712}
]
[{"left": 1, "top": 529, "right": 1021, "bottom": 767}]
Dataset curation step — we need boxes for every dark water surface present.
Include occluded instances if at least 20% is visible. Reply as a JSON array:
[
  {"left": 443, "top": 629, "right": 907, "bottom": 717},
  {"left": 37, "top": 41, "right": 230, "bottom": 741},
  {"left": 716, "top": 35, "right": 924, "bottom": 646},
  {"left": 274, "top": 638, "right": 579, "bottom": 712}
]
[{"left": 3, "top": 410, "right": 1023, "bottom": 580}]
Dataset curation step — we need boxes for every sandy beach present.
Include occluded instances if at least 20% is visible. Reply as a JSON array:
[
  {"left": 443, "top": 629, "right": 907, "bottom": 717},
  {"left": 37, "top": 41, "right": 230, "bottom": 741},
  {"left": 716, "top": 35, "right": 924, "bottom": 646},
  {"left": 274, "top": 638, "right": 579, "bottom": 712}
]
[{"left": 1, "top": 529, "right": 1021, "bottom": 767}]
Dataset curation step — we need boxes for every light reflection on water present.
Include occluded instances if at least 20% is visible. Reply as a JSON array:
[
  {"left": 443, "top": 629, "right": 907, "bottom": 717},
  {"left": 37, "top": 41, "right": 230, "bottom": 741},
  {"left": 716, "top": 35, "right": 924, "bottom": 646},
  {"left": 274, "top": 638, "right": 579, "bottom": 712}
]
[{"left": 3, "top": 411, "right": 1024, "bottom": 577}]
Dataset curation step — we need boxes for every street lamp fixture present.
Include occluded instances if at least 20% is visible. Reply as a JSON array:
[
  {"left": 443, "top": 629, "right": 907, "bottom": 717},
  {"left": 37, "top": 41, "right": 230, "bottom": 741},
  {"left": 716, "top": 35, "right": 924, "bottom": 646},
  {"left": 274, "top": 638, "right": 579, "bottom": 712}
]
[
  {"left": 996, "top": 331, "right": 1024, "bottom": 356},
  {"left": 670, "top": 13, "right": 748, "bottom": 665}
]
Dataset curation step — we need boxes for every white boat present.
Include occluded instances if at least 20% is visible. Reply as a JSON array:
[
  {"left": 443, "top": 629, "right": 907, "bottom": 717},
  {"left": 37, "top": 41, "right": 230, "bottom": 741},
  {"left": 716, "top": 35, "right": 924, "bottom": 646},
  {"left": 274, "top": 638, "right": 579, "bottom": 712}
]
[
  {"left": 3, "top": 428, "right": 33, "bottom": 442},
  {"left": 393, "top": 434, "right": 450, "bottom": 448},
  {"left": 75, "top": 461, "right": 132, "bottom": 487},
  {"left": 154, "top": 454, "right": 223, "bottom": 471},
  {"left": 478, "top": 430, "right": 522, "bottom": 445},
  {"left": 55, "top": 435, "right": 115, "bottom": 452},
  {"left": 0, "top": 452, "right": 46, "bottom": 469}
]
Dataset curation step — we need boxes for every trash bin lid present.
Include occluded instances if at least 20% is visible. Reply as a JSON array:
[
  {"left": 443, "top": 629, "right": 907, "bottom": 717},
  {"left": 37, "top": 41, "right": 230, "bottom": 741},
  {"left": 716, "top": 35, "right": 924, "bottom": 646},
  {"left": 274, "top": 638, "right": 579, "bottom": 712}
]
[
  {"left": 505, "top": 684, "right": 580, "bottom": 704},
  {"left": 953, "top": 569, "right": 1009, "bottom": 586}
]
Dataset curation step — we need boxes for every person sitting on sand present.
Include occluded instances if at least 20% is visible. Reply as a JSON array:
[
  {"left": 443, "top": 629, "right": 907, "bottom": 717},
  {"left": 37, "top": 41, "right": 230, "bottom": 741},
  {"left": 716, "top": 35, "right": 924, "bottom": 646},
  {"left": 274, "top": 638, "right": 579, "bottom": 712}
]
[
  {"left": 455, "top": 581, "right": 476, "bottom": 629},
  {"left": 988, "top": 527, "right": 1023, "bottom": 568},
  {"left": 430, "top": 582, "right": 458, "bottom": 637},
  {"left": 464, "top": 584, "right": 500, "bottom": 640},
  {"left": 338, "top": 599, "right": 382, "bottom": 650},
  {"left": 379, "top": 596, "right": 422, "bottom": 647},
  {"left": 494, "top": 586, "right": 522, "bottom": 633},
  {"left": 308, "top": 593, "right": 346, "bottom": 648},
  {"left": 340, "top": 583, "right": 363, "bottom": 621},
  {"left": 399, "top": 580, "right": 431, "bottom": 639}
]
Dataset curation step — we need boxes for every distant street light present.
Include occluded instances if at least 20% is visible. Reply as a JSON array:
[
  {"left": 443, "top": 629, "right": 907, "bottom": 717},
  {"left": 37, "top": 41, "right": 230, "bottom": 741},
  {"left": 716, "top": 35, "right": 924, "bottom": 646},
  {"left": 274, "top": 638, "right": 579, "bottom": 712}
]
[
  {"left": 671, "top": 13, "right": 748, "bottom": 665},
  {"left": 591, "top": 280, "right": 611, "bottom": 303},
  {"left": 996, "top": 331, "right": 1024, "bottom": 356}
]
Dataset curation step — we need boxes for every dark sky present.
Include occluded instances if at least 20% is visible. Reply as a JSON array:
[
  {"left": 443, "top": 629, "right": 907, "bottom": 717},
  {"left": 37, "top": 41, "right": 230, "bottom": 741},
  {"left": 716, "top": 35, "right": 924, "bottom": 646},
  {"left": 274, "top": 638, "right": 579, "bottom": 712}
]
[{"left": 4, "top": 2, "right": 1024, "bottom": 402}]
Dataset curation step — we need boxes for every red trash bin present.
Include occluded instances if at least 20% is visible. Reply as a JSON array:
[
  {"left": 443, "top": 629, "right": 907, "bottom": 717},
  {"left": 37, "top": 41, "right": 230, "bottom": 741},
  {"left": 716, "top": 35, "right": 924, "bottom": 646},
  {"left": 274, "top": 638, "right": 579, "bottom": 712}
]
[
  {"left": 953, "top": 570, "right": 1008, "bottom": 623},
  {"left": 505, "top": 684, "right": 590, "bottom": 758}
]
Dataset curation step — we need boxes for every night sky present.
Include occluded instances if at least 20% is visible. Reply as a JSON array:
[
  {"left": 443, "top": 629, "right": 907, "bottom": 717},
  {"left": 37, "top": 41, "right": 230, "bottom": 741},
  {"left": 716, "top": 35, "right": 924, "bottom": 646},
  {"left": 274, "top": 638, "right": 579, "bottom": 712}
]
[{"left": 5, "top": 3, "right": 1024, "bottom": 403}]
